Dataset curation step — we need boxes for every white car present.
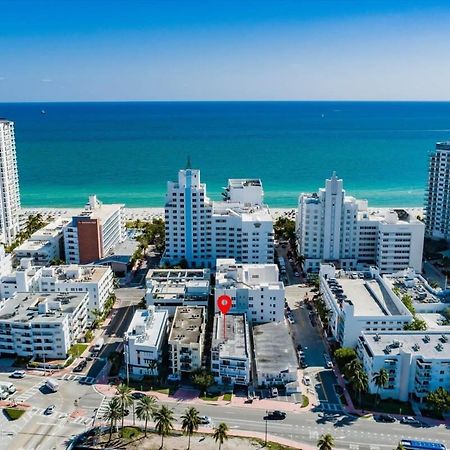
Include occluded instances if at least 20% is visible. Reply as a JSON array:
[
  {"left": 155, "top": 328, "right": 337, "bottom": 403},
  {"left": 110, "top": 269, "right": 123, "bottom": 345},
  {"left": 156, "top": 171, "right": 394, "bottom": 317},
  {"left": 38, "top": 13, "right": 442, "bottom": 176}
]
[
  {"left": 303, "top": 376, "right": 311, "bottom": 386},
  {"left": 10, "top": 370, "right": 25, "bottom": 379},
  {"left": 199, "top": 416, "right": 212, "bottom": 425}
]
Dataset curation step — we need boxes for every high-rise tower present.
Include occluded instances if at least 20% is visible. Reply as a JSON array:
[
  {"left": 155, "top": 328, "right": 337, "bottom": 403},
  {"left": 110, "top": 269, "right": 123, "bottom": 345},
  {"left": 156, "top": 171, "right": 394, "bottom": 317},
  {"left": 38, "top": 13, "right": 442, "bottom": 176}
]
[{"left": 0, "top": 120, "right": 21, "bottom": 246}]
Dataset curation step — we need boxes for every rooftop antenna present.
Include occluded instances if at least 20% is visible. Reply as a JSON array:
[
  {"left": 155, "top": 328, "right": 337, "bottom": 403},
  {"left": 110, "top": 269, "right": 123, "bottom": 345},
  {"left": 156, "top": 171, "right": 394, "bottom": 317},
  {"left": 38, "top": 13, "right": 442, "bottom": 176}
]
[{"left": 186, "top": 155, "right": 192, "bottom": 169}]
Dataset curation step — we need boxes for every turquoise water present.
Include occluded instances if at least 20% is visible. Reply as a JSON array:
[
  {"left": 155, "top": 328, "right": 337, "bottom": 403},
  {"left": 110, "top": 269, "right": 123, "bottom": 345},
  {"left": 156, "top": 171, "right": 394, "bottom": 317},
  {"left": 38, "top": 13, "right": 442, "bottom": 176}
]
[{"left": 1, "top": 101, "right": 449, "bottom": 208}]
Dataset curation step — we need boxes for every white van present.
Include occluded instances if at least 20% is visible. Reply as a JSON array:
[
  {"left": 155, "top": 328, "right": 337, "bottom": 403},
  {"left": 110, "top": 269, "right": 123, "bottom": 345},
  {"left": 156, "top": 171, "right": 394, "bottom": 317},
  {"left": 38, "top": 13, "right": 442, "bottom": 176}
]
[
  {"left": 0, "top": 382, "right": 16, "bottom": 394},
  {"left": 45, "top": 378, "right": 59, "bottom": 393},
  {"left": 93, "top": 337, "right": 104, "bottom": 353}
]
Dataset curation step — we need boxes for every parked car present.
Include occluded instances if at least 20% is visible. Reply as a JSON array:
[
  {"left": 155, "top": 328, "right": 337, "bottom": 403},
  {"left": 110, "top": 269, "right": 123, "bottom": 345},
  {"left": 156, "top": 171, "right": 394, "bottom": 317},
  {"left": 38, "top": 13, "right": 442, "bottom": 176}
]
[
  {"left": 400, "top": 416, "right": 421, "bottom": 426},
  {"left": 73, "top": 361, "right": 87, "bottom": 372},
  {"left": 132, "top": 392, "right": 146, "bottom": 400},
  {"left": 44, "top": 405, "right": 56, "bottom": 415},
  {"left": 266, "top": 410, "right": 286, "bottom": 420},
  {"left": 271, "top": 387, "right": 278, "bottom": 398},
  {"left": 300, "top": 361, "right": 308, "bottom": 369},
  {"left": 10, "top": 370, "right": 25, "bottom": 379},
  {"left": 288, "top": 316, "right": 295, "bottom": 324},
  {"left": 303, "top": 376, "right": 311, "bottom": 386},
  {"left": 374, "top": 414, "right": 396, "bottom": 423},
  {"left": 296, "top": 344, "right": 303, "bottom": 351},
  {"left": 0, "top": 391, "right": 9, "bottom": 400},
  {"left": 199, "top": 416, "right": 212, "bottom": 425}
]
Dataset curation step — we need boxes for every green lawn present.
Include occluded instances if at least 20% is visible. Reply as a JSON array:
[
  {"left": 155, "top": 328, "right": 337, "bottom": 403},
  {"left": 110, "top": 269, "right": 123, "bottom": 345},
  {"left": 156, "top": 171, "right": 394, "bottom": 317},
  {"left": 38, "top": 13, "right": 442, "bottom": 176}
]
[
  {"left": 223, "top": 393, "right": 232, "bottom": 401},
  {"left": 253, "top": 438, "right": 298, "bottom": 449},
  {"left": 349, "top": 388, "right": 414, "bottom": 415},
  {"left": 120, "top": 426, "right": 141, "bottom": 439},
  {"left": 69, "top": 343, "right": 88, "bottom": 357},
  {"left": 4, "top": 408, "right": 26, "bottom": 420},
  {"left": 200, "top": 393, "right": 219, "bottom": 401},
  {"left": 301, "top": 395, "right": 309, "bottom": 408}
]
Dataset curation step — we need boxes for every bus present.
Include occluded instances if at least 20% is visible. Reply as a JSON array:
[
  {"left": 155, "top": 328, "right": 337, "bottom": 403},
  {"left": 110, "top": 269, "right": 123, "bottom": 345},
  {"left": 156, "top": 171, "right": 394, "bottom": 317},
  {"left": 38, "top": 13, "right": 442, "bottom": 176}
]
[{"left": 400, "top": 440, "right": 447, "bottom": 450}]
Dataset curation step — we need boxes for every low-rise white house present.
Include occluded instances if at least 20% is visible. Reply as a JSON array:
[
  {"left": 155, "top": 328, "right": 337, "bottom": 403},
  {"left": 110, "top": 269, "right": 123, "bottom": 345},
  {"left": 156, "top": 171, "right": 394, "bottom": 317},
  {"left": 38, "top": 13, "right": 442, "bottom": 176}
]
[
  {"left": 252, "top": 321, "right": 298, "bottom": 388},
  {"left": 124, "top": 307, "right": 169, "bottom": 378},
  {"left": 357, "top": 331, "right": 450, "bottom": 402},
  {"left": 0, "top": 292, "right": 88, "bottom": 360},
  {"left": 15, "top": 218, "right": 70, "bottom": 266},
  {"left": 145, "top": 268, "right": 210, "bottom": 316},
  {"left": 319, "top": 264, "right": 413, "bottom": 348},
  {"left": 39, "top": 265, "right": 114, "bottom": 318},
  {"left": 215, "top": 258, "right": 285, "bottom": 323},
  {"left": 211, "top": 313, "right": 251, "bottom": 386},
  {"left": 168, "top": 306, "right": 206, "bottom": 377}
]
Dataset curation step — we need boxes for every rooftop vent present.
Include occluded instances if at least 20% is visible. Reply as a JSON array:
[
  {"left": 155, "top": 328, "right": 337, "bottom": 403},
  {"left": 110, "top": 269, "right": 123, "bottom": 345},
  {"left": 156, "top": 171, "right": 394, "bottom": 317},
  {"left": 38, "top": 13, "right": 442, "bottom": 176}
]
[
  {"left": 374, "top": 333, "right": 381, "bottom": 342},
  {"left": 436, "top": 343, "right": 444, "bottom": 352},
  {"left": 423, "top": 335, "right": 431, "bottom": 343},
  {"left": 412, "top": 343, "right": 420, "bottom": 351}
]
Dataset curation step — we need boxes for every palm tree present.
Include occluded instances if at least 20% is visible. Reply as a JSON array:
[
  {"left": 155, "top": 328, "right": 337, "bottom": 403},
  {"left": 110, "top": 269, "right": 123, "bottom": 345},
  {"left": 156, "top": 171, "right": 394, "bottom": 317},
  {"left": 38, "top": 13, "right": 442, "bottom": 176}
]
[
  {"left": 91, "top": 308, "right": 103, "bottom": 328},
  {"left": 395, "top": 444, "right": 405, "bottom": 450},
  {"left": 148, "top": 359, "right": 158, "bottom": 380},
  {"left": 181, "top": 407, "right": 201, "bottom": 450},
  {"left": 135, "top": 395, "right": 157, "bottom": 437},
  {"left": 103, "top": 396, "right": 122, "bottom": 441},
  {"left": 344, "top": 358, "right": 362, "bottom": 380},
  {"left": 153, "top": 404, "right": 175, "bottom": 449},
  {"left": 317, "top": 433, "right": 335, "bottom": 450},
  {"left": 297, "top": 254, "right": 306, "bottom": 270},
  {"left": 350, "top": 368, "right": 368, "bottom": 409},
  {"left": 372, "top": 368, "right": 389, "bottom": 406},
  {"left": 213, "top": 422, "right": 229, "bottom": 450},
  {"left": 116, "top": 383, "right": 133, "bottom": 429}
]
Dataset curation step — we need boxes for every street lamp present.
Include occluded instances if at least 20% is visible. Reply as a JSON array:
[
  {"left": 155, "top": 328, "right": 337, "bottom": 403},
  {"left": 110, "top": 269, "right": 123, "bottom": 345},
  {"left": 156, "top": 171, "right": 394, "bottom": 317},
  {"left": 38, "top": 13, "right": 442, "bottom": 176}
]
[{"left": 264, "top": 410, "right": 268, "bottom": 446}]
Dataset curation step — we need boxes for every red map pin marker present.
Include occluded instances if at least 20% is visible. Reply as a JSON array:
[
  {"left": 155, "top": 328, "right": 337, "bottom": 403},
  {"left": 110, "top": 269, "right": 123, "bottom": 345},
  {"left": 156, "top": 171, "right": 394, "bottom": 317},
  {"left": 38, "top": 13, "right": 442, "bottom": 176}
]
[{"left": 217, "top": 295, "right": 232, "bottom": 315}]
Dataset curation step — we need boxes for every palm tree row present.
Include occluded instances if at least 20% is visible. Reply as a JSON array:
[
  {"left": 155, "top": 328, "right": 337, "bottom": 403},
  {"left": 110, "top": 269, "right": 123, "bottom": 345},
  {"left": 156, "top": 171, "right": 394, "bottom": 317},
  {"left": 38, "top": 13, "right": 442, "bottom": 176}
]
[{"left": 103, "top": 383, "right": 229, "bottom": 449}]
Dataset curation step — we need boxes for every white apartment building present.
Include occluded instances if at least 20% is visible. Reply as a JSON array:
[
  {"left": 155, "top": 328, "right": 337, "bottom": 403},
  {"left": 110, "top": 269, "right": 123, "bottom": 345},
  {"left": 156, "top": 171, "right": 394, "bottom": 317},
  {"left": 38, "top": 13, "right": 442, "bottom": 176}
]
[
  {"left": 64, "top": 195, "right": 125, "bottom": 264},
  {"left": 0, "top": 120, "right": 21, "bottom": 246},
  {"left": 319, "top": 264, "right": 413, "bottom": 348},
  {"left": 39, "top": 265, "right": 114, "bottom": 318},
  {"left": 424, "top": 141, "right": 450, "bottom": 240},
  {"left": 168, "top": 306, "right": 205, "bottom": 377},
  {"left": 211, "top": 313, "right": 251, "bottom": 386},
  {"left": 253, "top": 321, "right": 298, "bottom": 388},
  {"left": 15, "top": 218, "right": 69, "bottom": 265},
  {"left": 0, "top": 245, "right": 12, "bottom": 279},
  {"left": 215, "top": 258, "right": 285, "bottom": 323},
  {"left": 297, "top": 173, "right": 424, "bottom": 273},
  {"left": 0, "top": 292, "right": 88, "bottom": 360},
  {"left": 145, "top": 268, "right": 210, "bottom": 316},
  {"left": 357, "top": 331, "right": 450, "bottom": 402},
  {"left": 163, "top": 168, "right": 274, "bottom": 268},
  {"left": 124, "top": 306, "right": 168, "bottom": 378},
  {"left": 0, "top": 258, "right": 42, "bottom": 299}
]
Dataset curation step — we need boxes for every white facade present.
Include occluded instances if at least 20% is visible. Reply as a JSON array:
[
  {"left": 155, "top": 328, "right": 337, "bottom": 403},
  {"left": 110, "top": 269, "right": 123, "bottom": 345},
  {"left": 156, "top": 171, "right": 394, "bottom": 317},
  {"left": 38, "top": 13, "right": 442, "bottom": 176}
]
[
  {"left": 319, "top": 264, "right": 413, "bottom": 348},
  {"left": 0, "top": 246, "right": 12, "bottom": 279},
  {"left": 424, "top": 141, "right": 450, "bottom": 240},
  {"left": 0, "top": 120, "right": 21, "bottom": 246},
  {"left": 357, "top": 331, "right": 450, "bottom": 402},
  {"left": 39, "top": 265, "right": 114, "bottom": 318},
  {"left": 163, "top": 169, "right": 274, "bottom": 268},
  {"left": 0, "top": 258, "right": 42, "bottom": 299},
  {"left": 215, "top": 258, "right": 285, "bottom": 323},
  {"left": 15, "top": 218, "right": 69, "bottom": 265},
  {"left": 0, "top": 292, "right": 88, "bottom": 359},
  {"left": 211, "top": 313, "right": 251, "bottom": 386},
  {"left": 64, "top": 195, "right": 125, "bottom": 264},
  {"left": 297, "top": 173, "right": 425, "bottom": 273},
  {"left": 124, "top": 307, "right": 168, "bottom": 378},
  {"left": 168, "top": 306, "right": 205, "bottom": 376},
  {"left": 145, "top": 268, "right": 210, "bottom": 317}
]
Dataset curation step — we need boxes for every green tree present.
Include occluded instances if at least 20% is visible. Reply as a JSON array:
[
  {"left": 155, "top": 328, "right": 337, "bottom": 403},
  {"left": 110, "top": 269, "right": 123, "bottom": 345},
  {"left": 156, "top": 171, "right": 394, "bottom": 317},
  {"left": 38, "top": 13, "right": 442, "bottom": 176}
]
[
  {"left": 425, "top": 387, "right": 450, "bottom": 417},
  {"left": 343, "top": 358, "right": 362, "bottom": 380},
  {"left": 350, "top": 368, "right": 368, "bottom": 408},
  {"left": 191, "top": 369, "right": 214, "bottom": 396},
  {"left": 91, "top": 308, "right": 103, "bottom": 328},
  {"left": 372, "top": 368, "right": 389, "bottom": 406},
  {"left": 213, "top": 422, "right": 229, "bottom": 450},
  {"left": 334, "top": 347, "right": 357, "bottom": 372},
  {"left": 317, "top": 433, "right": 335, "bottom": 450},
  {"left": 181, "top": 406, "right": 201, "bottom": 450},
  {"left": 395, "top": 443, "right": 405, "bottom": 450},
  {"left": 116, "top": 383, "right": 133, "bottom": 429},
  {"left": 135, "top": 395, "right": 157, "bottom": 437},
  {"left": 153, "top": 405, "right": 175, "bottom": 449},
  {"left": 404, "top": 318, "right": 427, "bottom": 331},
  {"left": 401, "top": 294, "right": 415, "bottom": 315},
  {"left": 103, "top": 396, "right": 122, "bottom": 441},
  {"left": 148, "top": 359, "right": 158, "bottom": 379}
]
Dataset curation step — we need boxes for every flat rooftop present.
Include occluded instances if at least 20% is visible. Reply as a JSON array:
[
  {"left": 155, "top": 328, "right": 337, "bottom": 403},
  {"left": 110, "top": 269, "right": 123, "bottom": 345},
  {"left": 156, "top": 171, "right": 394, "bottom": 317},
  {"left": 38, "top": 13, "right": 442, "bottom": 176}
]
[
  {"left": 212, "top": 314, "right": 249, "bottom": 360},
  {"left": 146, "top": 268, "right": 210, "bottom": 282},
  {"left": 169, "top": 306, "right": 205, "bottom": 345},
  {"left": 253, "top": 321, "right": 298, "bottom": 376},
  {"left": 126, "top": 308, "right": 168, "bottom": 347},
  {"left": 0, "top": 292, "right": 87, "bottom": 324},
  {"left": 41, "top": 265, "right": 110, "bottom": 283},
  {"left": 15, "top": 239, "right": 52, "bottom": 253},
  {"left": 212, "top": 202, "right": 272, "bottom": 220},
  {"left": 361, "top": 331, "right": 450, "bottom": 359},
  {"left": 31, "top": 218, "right": 71, "bottom": 240},
  {"left": 228, "top": 179, "right": 262, "bottom": 188},
  {"left": 326, "top": 275, "right": 403, "bottom": 316}
]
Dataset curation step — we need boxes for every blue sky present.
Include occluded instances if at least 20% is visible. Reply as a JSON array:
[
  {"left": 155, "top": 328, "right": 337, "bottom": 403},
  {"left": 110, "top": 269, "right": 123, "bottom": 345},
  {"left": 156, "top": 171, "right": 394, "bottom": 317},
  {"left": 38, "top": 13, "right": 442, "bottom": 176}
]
[{"left": 1, "top": 0, "right": 450, "bottom": 101}]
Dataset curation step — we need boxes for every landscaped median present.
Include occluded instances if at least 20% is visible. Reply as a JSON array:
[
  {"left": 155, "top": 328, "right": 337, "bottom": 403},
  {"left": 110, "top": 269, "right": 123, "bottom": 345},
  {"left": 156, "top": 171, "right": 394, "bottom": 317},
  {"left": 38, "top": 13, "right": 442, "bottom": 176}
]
[{"left": 4, "top": 407, "right": 26, "bottom": 420}]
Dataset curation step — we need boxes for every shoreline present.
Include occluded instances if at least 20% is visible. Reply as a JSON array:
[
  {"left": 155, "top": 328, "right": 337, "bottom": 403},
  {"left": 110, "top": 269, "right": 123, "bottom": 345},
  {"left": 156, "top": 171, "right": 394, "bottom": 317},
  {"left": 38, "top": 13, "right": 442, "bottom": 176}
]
[{"left": 21, "top": 206, "right": 424, "bottom": 221}]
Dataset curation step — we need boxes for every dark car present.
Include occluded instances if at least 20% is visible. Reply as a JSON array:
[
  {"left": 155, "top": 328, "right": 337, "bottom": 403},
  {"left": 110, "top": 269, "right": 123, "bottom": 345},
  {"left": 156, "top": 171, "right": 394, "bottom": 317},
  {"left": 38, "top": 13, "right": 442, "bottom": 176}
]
[
  {"left": 132, "top": 392, "right": 146, "bottom": 400},
  {"left": 374, "top": 414, "right": 396, "bottom": 423},
  {"left": 73, "top": 360, "right": 87, "bottom": 372},
  {"left": 266, "top": 410, "right": 286, "bottom": 420}
]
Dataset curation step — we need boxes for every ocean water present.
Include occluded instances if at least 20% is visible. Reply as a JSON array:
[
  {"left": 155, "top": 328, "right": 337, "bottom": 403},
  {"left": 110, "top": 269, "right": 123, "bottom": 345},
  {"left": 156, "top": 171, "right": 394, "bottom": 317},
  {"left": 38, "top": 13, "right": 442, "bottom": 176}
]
[{"left": 1, "top": 101, "right": 450, "bottom": 208}]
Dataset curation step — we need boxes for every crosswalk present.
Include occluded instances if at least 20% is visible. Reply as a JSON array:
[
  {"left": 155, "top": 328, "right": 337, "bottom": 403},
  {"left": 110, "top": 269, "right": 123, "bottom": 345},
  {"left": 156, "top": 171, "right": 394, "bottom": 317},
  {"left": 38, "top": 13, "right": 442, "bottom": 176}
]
[
  {"left": 320, "top": 402, "right": 342, "bottom": 412},
  {"left": 13, "top": 382, "right": 42, "bottom": 403},
  {"left": 96, "top": 395, "right": 110, "bottom": 420},
  {"left": 59, "top": 374, "right": 81, "bottom": 382}
]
